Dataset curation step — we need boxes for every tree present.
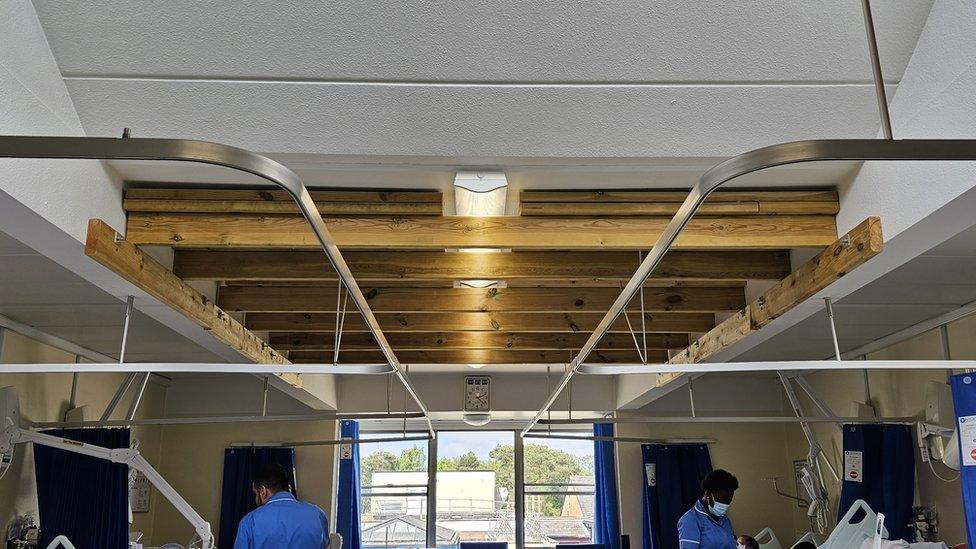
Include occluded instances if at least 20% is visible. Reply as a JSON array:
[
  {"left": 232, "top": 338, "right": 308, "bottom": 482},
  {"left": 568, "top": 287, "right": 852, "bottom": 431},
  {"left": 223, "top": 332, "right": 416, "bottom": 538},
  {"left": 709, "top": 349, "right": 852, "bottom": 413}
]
[
  {"left": 396, "top": 445, "right": 427, "bottom": 471},
  {"left": 437, "top": 451, "right": 483, "bottom": 471}
]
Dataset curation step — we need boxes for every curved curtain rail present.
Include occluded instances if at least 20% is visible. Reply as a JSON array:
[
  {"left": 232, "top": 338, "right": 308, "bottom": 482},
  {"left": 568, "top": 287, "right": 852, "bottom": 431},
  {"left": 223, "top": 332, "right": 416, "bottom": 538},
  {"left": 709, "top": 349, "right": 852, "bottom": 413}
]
[
  {"left": 521, "top": 138, "right": 976, "bottom": 436},
  {"left": 0, "top": 135, "right": 434, "bottom": 437}
]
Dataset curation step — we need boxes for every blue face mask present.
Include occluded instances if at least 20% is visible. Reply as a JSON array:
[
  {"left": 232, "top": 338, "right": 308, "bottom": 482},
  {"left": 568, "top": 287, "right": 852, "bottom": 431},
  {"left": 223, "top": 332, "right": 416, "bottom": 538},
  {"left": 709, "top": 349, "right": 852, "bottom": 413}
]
[{"left": 709, "top": 500, "right": 730, "bottom": 517}]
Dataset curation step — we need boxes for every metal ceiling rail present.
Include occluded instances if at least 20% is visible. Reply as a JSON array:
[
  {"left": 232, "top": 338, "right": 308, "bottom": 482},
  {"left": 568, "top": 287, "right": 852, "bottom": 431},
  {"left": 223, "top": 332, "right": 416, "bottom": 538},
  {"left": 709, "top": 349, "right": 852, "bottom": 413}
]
[
  {"left": 525, "top": 433, "right": 715, "bottom": 445},
  {"left": 31, "top": 410, "right": 427, "bottom": 429},
  {"left": 230, "top": 434, "right": 432, "bottom": 448},
  {"left": 0, "top": 362, "right": 394, "bottom": 375},
  {"left": 538, "top": 416, "right": 915, "bottom": 425},
  {"left": 0, "top": 135, "right": 435, "bottom": 438},
  {"left": 575, "top": 359, "right": 976, "bottom": 375},
  {"left": 521, "top": 139, "right": 976, "bottom": 437}
]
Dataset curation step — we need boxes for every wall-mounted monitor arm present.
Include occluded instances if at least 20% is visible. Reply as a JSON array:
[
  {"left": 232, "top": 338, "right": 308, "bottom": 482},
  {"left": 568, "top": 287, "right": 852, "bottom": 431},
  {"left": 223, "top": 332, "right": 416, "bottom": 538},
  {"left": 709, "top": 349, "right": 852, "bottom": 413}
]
[{"left": 0, "top": 388, "right": 213, "bottom": 549}]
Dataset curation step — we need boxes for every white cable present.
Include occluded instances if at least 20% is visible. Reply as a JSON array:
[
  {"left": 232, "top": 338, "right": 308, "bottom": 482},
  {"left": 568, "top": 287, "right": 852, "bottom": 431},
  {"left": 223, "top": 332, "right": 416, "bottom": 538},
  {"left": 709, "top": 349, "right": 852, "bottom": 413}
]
[
  {"left": 927, "top": 459, "right": 960, "bottom": 482},
  {"left": 0, "top": 447, "right": 14, "bottom": 483}
]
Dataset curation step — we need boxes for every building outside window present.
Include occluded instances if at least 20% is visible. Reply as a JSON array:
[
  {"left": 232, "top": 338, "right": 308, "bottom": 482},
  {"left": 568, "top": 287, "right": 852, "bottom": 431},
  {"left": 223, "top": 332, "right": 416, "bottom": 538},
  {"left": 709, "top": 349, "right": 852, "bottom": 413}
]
[{"left": 357, "top": 429, "right": 596, "bottom": 549}]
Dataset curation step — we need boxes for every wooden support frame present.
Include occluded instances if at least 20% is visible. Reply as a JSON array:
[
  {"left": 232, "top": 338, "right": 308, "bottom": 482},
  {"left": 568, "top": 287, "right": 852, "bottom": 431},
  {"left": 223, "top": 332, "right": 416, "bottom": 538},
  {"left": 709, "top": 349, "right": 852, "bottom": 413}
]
[
  {"left": 125, "top": 213, "right": 838, "bottom": 249},
  {"left": 174, "top": 250, "right": 792, "bottom": 282},
  {"left": 245, "top": 311, "right": 717, "bottom": 334},
  {"left": 666, "top": 217, "right": 883, "bottom": 370},
  {"left": 217, "top": 285, "right": 745, "bottom": 314},
  {"left": 270, "top": 331, "right": 690, "bottom": 351},
  {"left": 84, "top": 219, "right": 300, "bottom": 387}
]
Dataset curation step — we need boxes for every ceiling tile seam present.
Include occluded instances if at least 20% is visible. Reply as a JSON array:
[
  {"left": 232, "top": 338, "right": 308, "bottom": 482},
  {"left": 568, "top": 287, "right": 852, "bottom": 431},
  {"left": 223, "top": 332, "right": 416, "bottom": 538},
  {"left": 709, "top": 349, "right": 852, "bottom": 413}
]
[{"left": 59, "top": 74, "right": 902, "bottom": 89}]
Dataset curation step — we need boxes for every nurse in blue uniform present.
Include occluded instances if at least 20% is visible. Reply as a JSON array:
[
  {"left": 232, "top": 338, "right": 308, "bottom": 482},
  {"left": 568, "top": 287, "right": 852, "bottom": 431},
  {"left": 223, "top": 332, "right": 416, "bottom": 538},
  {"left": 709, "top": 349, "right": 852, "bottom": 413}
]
[{"left": 677, "top": 469, "right": 739, "bottom": 549}]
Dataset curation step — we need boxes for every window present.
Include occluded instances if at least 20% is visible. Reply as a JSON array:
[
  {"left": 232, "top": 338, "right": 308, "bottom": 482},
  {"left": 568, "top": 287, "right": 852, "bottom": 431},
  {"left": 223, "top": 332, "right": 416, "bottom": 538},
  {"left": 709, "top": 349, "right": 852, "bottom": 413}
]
[
  {"left": 522, "top": 435, "right": 596, "bottom": 547},
  {"left": 359, "top": 433, "right": 430, "bottom": 549},
  {"left": 436, "top": 431, "right": 516, "bottom": 548}
]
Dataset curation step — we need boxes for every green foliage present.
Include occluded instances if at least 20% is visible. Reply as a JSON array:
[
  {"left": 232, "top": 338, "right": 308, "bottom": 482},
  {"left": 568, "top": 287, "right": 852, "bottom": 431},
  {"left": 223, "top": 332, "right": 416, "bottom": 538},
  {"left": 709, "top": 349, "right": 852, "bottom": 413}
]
[{"left": 360, "top": 442, "right": 590, "bottom": 517}]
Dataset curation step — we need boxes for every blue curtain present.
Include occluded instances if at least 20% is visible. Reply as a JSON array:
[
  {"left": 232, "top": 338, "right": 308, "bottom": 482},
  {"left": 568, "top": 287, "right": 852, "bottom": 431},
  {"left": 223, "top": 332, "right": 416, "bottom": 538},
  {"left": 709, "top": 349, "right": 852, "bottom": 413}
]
[
  {"left": 641, "top": 443, "right": 712, "bottom": 549},
  {"left": 336, "top": 420, "right": 362, "bottom": 549},
  {"left": 33, "top": 428, "right": 130, "bottom": 549},
  {"left": 217, "top": 446, "right": 297, "bottom": 549},
  {"left": 838, "top": 424, "right": 914, "bottom": 542},
  {"left": 951, "top": 373, "right": 976, "bottom": 548},
  {"left": 593, "top": 423, "right": 621, "bottom": 549}
]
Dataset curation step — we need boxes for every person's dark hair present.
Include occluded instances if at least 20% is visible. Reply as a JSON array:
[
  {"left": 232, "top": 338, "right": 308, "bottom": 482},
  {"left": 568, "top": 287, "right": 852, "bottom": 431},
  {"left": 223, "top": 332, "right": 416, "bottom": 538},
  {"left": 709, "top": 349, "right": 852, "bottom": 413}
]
[
  {"left": 739, "top": 536, "right": 759, "bottom": 549},
  {"left": 792, "top": 542, "right": 817, "bottom": 549},
  {"left": 253, "top": 463, "right": 290, "bottom": 493},
  {"left": 701, "top": 469, "right": 739, "bottom": 492}
]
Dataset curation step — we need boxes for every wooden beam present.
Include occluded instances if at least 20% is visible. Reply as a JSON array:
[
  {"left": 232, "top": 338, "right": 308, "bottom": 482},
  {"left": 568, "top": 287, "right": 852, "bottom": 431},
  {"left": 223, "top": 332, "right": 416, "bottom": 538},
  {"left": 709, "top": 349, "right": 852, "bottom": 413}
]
[
  {"left": 245, "top": 312, "right": 716, "bottom": 334},
  {"left": 218, "top": 285, "right": 745, "bottom": 313},
  {"left": 174, "top": 250, "right": 792, "bottom": 282},
  {"left": 124, "top": 188, "right": 442, "bottom": 202},
  {"left": 83, "top": 219, "right": 300, "bottom": 386},
  {"left": 270, "top": 331, "right": 690, "bottom": 351},
  {"left": 667, "top": 217, "right": 884, "bottom": 366},
  {"left": 126, "top": 213, "right": 838, "bottom": 249},
  {"left": 123, "top": 199, "right": 442, "bottom": 216},
  {"left": 520, "top": 190, "right": 838, "bottom": 203},
  {"left": 520, "top": 201, "right": 838, "bottom": 216},
  {"left": 289, "top": 349, "right": 669, "bottom": 364}
]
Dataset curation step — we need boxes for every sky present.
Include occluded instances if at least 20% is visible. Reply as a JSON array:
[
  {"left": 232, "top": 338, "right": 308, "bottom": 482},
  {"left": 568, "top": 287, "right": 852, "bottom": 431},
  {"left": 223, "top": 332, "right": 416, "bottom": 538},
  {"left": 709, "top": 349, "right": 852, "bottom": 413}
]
[{"left": 359, "top": 431, "right": 593, "bottom": 462}]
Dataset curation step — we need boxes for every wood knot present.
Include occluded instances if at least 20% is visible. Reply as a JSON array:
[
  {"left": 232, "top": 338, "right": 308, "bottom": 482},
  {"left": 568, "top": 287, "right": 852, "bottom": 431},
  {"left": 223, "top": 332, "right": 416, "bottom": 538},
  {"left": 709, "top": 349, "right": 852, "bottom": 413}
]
[{"left": 258, "top": 191, "right": 274, "bottom": 202}]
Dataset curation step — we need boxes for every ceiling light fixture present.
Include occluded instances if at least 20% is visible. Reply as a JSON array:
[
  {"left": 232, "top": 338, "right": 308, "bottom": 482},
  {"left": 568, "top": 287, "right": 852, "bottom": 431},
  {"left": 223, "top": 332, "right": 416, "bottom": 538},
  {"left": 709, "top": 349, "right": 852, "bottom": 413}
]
[
  {"left": 467, "top": 363, "right": 485, "bottom": 369},
  {"left": 453, "top": 171, "right": 509, "bottom": 288},
  {"left": 462, "top": 412, "right": 492, "bottom": 427}
]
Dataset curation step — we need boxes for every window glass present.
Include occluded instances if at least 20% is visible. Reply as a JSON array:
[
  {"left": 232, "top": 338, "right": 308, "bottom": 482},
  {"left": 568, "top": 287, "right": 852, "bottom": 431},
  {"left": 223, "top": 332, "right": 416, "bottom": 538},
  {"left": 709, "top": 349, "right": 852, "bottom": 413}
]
[
  {"left": 360, "top": 433, "right": 429, "bottom": 549},
  {"left": 436, "top": 431, "right": 516, "bottom": 549},
  {"left": 522, "top": 435, "right": 596, "bottom": 547}
]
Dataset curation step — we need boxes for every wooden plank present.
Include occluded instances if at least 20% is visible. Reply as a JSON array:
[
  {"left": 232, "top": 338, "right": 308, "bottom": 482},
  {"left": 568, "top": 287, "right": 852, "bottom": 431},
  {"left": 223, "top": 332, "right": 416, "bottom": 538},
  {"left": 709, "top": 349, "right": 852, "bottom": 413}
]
[
  {"left": 124, "top": 188, "right": 442, "bottom": 203},
  {"left": 123, "top": 199, "right": 442, "bottom": 216},
  {"left": 83, "top": 219, "right": 299, "bottom": 386},
  {"left": 223, "top": 279, "right": 748, "bottom": 289},
  {"left": 522, "top": 201, "right": 838, "bottom": 216},
  {"left": 520, "top": 190, "right": 838, "bottom": 203},
  {"left": 290, "top": 349, "right": 668, "bottom": 364},
  {"left": 218, "top": 285, "right": 745, "bottom": 313},
  {"left": 270, "top": 331, "right": 690, "bottom": 351},
  {"left": 174, "top": 250, "right": 791, "bottom": 282},
  {"left": 126, "top": 213, "right": 838, "bottom": 249},
  {"left": 520, "top": 202, "right": 760, "bottom": 216},
  {"left": 668, "top": 217, "right": 883, "bottom": 365},
  {"left": 246, "top": 311, "right": 716, "bottom": 334}
]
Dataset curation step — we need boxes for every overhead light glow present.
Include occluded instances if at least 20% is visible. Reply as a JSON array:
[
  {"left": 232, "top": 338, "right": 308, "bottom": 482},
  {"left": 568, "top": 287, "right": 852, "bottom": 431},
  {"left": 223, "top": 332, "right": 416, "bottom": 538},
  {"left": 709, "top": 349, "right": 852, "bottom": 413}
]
[{"left": 454, "top": 171, "right": 507, "bottom": 217}]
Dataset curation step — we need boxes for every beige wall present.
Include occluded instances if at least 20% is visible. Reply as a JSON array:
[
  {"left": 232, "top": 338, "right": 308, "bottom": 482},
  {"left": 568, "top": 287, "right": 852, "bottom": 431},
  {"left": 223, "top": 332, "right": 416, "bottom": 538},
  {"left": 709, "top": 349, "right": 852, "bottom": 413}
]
[
  {"left": 779, "top": 316, "right": 974, "bottom": 546},
  {"left": 151, "top": 419, "right": 337, "bottom": 546},
  {"left": 0, "top": 330, "right": 166, "bottom": 542},
  {"left": 615, "top": 418, "right": 796, "bottom": 546}
]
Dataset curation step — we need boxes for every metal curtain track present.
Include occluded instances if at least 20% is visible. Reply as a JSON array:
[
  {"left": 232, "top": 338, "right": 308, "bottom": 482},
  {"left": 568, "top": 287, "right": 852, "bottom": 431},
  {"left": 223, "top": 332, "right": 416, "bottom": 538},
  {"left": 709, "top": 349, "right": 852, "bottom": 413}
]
[
  {"left": 519, "top": 138, "right": 976, "bottom": 437},
  {"left": 0, "top": 135, "right": 435, "bottom": 438}
]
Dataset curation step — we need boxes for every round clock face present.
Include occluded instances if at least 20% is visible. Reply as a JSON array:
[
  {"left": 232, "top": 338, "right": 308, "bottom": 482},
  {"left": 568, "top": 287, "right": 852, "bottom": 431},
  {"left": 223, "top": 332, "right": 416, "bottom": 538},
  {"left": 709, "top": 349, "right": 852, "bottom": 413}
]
[{"left": 464, "top": 377, "right": 490, "bottom": 411}]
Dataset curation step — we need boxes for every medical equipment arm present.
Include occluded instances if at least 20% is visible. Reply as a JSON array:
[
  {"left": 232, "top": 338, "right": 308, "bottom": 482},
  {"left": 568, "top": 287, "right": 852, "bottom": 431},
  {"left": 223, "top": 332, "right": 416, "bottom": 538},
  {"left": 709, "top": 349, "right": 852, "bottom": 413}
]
[{"left": 0, "top": 423, "right": 213, "bottom": 549}]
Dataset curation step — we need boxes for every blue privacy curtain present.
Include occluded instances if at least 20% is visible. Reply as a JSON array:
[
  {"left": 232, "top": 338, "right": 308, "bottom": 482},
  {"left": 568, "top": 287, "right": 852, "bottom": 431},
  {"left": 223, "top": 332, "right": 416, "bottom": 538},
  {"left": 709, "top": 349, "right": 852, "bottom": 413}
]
[
  {"left": 593, "top": 423, "right": 621, "bottom": 549},
  {"left": 951, "top": 373, "right": 976, "bottom": 548},
  {"left": 336, "top": 420, "right": 362, "bottom": 549},
  {"left": 838, "top": 424, "right": 914, "bottom": 542},
  {"left": 33, "top": 428, "right": 130, "bottom": 549},
  {"left": 217, "top": 446, "right": 297, "bottom": 549},
  {"left": 641, "top": 443, "right": 712, "bottom": 549}
]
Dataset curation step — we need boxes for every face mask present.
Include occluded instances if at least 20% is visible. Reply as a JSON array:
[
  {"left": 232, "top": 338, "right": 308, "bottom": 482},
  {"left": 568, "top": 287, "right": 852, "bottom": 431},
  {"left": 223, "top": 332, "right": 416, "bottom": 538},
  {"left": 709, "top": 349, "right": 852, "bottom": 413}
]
[
  {"left": 708, "top": 500, "right": 730, "bottom": 517},
  {"left": 737, "top": 545, "right": 747, "bottom": 549}
]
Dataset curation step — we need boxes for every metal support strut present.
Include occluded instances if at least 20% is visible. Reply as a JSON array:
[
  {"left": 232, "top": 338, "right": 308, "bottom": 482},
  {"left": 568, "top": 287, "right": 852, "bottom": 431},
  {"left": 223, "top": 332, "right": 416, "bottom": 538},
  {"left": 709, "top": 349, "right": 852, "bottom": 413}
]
[
  {"left": 520, "top": 138, "right": 976, "bottom": 437},
  {"left": 861, "top": 0, "right": 893, "bottom": 140},
  {"left": 100, "top": 296, "right": 135, "bottom": 421},
  {"left": 0, "top": 136, "right": 436, "bottom": 438}
]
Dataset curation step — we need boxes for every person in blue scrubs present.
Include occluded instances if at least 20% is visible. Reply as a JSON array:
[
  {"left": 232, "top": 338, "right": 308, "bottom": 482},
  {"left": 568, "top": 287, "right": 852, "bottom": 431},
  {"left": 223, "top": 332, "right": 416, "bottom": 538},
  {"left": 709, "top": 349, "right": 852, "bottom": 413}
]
[
  {"left": 676, "top": 469, "right": 739, "bottom": 549},
  {"left": 233, "top": 463, "right": 330, "bottom": 549}
]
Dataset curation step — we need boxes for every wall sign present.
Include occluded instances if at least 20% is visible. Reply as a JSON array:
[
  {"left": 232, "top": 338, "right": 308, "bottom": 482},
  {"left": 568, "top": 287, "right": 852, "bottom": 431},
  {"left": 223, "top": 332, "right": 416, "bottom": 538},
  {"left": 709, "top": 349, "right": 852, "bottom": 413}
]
[
  {"left": 129, "top": 471, "right": 151, "bottom": 513},
  {"left": 844, "top": 450, "right": 864, "bottom": 483},
  {"left": 645, "top": 463, "right": 657, "bottom": 487},
  {"left": 960, "top": 415, "right": 976, "bottom": 467}
]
